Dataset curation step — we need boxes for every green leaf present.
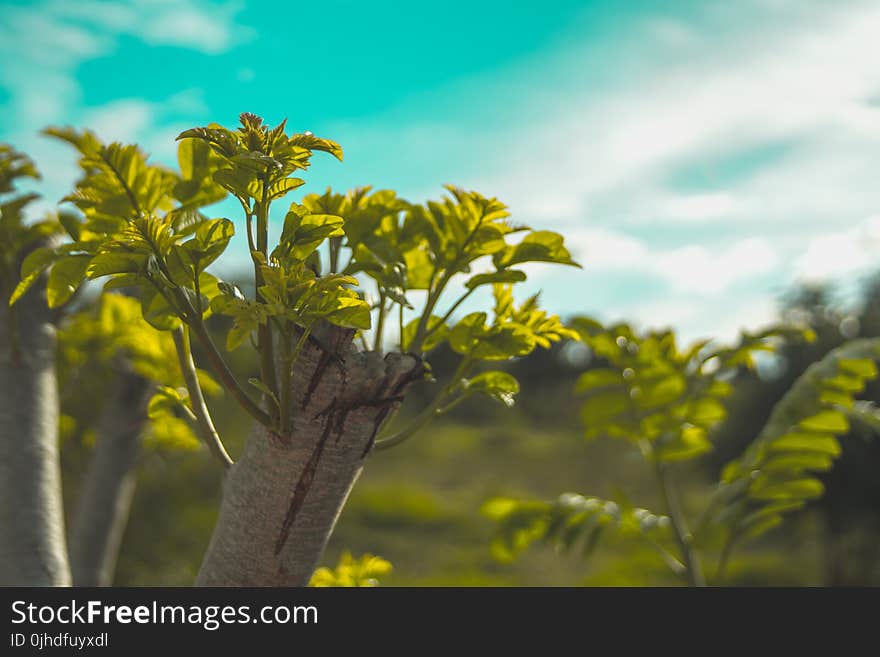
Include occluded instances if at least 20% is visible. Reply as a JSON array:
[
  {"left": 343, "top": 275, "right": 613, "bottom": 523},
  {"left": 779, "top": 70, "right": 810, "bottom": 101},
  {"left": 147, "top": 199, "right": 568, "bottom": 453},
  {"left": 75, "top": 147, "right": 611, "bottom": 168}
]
[
  {"left": 576, "top": 369, "right": 623, "bottom": 393},
  {"left": 464, "top": 371, "right": 520, "bottom": 407},
  {"left": 799, "top": 410, "right": 849, "bottom": 433},
  {"left": 289, "top": 132, "right": 344, "bottom": 161},
  {"left": 323, "top": 296, "right": 372, "bottom": 330},
  {"left": 465, "top": 269, "right": 527, "bottom": 290},
  {"left": 838, "top": 358, "right": 878, "bottom": 379},
  {"left": 473, "top": 324, "right": 535, "bottom": 360},
  {"left": 183, "top": 217, "right": 234, "bottom": 272},
  {"left": 494, "top": 230, "right": 580, "bottom": 268},
  {"left": 656, "top": 426, "right": 712, "bottom": 462},
  {"left": 273, "top": 205, "right": 346, "bottom": 263},
  {"left": 148, "top": 386, "right": 188, "bottom": 420},
  {"left": 141, "top": 287, "right": 181, "bottom": 331},
  {"left": 767, "top": 432, "right": 841, "bottom": 457},
  {"left": 46, "top": 255, "right": 90, "bottom": 308},
  {"left": 448, "top": 312, "right": 488, "bottom": 354},
  {"left": 762, "top": 453, "right": 834, "bottom": 474},
  {"left": 687, "top": 397, "right": 727, "bottom": 427},
  {"left": 267, "top": 177, "right": 306, "bottom": 201},
  {"left": 9, "top": 247, "right": 57, "bottom": 306},
  {"left": 248, "top": 378, "right": 280, "bottom": 412},
  {"left": 581, "top": 390, "right": 630, "bottom": 427},
  {"left": 87, "top": 251, "right": 144, "bottom": 278},
  {"left": 402, "top": 315, "right": 447, "bottom": 352},
  {"left": 749, "top": 477, "right": 824, "bottom": 501}
]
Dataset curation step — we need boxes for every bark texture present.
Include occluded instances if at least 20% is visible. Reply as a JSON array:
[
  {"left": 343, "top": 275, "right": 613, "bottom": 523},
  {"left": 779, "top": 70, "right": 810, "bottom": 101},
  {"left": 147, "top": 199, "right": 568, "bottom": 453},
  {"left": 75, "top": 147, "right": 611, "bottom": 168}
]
[
  {"left": 0, "top": 280, "right": 71, "bottom": 585},
  {"left": 197, "top": 327, "right": 422, "bottom": 586},
  {"left": 69, "top": 369, "right": 151, "bottom": 586}
]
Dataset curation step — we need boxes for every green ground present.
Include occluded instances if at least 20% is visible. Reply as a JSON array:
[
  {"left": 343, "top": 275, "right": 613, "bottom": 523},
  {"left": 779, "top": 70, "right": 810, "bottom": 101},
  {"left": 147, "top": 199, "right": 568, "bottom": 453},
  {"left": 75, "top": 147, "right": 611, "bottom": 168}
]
[{"left": 107, "top": 405, "right": 825, "bottom": 587}]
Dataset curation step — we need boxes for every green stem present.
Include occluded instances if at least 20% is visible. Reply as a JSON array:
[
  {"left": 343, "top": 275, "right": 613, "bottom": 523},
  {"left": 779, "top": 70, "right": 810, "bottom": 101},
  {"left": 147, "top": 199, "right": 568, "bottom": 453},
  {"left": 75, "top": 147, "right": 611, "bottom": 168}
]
[
  {"left": 373, "top": 292, "right": 388, "bottom": 353},
  {"left": 279, "top": 326, "right": 311, "bottom": 435},
  {"left": 715, "top": 531, "right": 738, "bottom": 584},
  {"left": 188, "top": 316, "right": 272, "bottom": 427},
  {"left": 172, "top": 327, "right": 233, "bottom": 469},
  {"left": 374, "top": 356, "right": 472, "bottom": 451},
  {"left": 329, "top": 237, "right": 341, "bottom": 274},
  {"left": 652, "top": 456, "right": 706, "bottom": 587},
  {"left": 409, "top": 270, "right": 450, "bottom": 354},
  {"left": 253, "top": 196, "right": 278, "bottom": 416},
  {"left": 420, "top": 286, "right": 475, "bottom": 348}
]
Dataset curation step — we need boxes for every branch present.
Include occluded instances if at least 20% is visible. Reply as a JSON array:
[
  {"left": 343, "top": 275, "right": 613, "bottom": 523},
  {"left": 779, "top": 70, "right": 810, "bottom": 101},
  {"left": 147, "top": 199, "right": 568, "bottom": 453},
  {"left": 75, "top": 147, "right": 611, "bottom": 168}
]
[
  {"left": 172, "top": 327, "right": 233, "bottom": 470},
  {"left": 650, "top": 452, "right": 705, "bottom": 587},
  {"left": 374, "top": 356, "right": 472, "bottom": 451},
  {"left": 253, "top": 196, "right": 278, "bottom": 414},
  {"left": 187, "top": 316, "right": 273, "bottom": 427}
]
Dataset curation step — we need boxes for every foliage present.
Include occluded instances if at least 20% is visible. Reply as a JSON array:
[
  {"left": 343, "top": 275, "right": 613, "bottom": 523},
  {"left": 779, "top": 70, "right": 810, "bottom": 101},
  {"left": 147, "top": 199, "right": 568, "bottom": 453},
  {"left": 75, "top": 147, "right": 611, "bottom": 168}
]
[
  {"left": 486, "top": 319, "right": 879, "bottom": 584},
  {"left": 0, "top": 144, "right": 58, "bottom": 304},
  {"left": 309, "top": 551, "right": 392, "bottom": 587},
  {"left": 483, "top": 493, "right": 675, "bottom": 569},
  {"left": 9, "top": 113, "right": 579, "bottom": 454},
  {"left": 710, "top": 338, "right": 880, "bottom": 562},
  {"left": 58, "top": 292, "right": 219, "bottom": 450}
]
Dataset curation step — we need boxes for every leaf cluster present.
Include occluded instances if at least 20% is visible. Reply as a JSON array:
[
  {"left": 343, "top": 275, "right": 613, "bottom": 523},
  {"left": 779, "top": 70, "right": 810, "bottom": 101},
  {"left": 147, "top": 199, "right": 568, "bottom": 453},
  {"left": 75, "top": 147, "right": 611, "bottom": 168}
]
[{"left": 309, "top": 551, "right": 392, "bottom": 587}]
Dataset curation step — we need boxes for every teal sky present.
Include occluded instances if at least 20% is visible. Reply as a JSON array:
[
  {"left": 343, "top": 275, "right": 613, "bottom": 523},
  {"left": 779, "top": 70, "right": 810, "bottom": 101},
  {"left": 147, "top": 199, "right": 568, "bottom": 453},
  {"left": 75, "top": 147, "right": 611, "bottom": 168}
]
[{"left": 2, "top": 0, "right": 879, "bottom": 340}]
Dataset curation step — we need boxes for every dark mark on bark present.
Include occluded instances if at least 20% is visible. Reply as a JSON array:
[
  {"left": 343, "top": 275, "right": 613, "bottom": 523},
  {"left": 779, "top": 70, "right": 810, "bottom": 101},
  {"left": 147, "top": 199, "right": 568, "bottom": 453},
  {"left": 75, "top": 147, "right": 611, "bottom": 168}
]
[
  {"left": 362, "top": 401, "right": 396, "bottom": 458},
  {"left": 274, "top": 398, "right": 338, "bottom": 557},
  {"left": 300, "top": 329, "right": 351, "bottom": 411}
]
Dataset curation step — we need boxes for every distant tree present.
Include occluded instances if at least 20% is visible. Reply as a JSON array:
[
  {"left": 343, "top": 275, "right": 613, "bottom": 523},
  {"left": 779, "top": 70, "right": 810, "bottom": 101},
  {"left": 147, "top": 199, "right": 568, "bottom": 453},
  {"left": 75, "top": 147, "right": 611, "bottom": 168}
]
[{"left": 486, "top": 319, "right": 880, "bottom": 585}]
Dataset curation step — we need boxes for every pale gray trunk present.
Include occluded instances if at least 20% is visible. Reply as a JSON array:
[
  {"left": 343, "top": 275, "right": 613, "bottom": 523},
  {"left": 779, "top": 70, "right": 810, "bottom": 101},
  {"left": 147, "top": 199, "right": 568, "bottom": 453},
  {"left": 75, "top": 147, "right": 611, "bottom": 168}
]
[
  {"left": 197, "top": 328, "right": 421, "bottom": 586},
  {"left": 69, "top": 369, "right": 150, "bottom": 586},
  {"left": 0, "top": 279, "right": 71, "bottom": 586}
]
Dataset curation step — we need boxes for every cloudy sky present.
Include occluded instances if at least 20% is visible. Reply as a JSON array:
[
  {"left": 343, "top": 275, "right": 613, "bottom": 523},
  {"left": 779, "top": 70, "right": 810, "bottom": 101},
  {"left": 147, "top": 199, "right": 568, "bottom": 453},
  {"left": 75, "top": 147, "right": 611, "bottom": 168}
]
[{"left": 1, "top": 0, "right": 878, "bottom": 340}]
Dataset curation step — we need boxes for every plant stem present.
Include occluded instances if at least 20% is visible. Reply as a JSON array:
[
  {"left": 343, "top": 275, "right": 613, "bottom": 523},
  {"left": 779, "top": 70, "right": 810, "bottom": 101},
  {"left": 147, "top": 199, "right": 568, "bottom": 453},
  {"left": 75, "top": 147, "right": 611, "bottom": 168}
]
[
  {"left": 329, "top": 236, "right": 341, "bottom": 274},
  {"left": 652, "top": 456, "right": 705, "bottom": 587},
  {"left": 279, "top": 326, "right": 311, "bottom": 435},
  {"left": 253, "top": 196, "right": 278, "bottom": 414},
  {"left": 172, "top": 326, "right": 233, "bottom": 469},
  {"left": 715, "top": 532, "right": 738, "bottom": 584},
  {"left": 373, "top": 291, "right": 387, "bottom": 353},
  {"left": 398, "top": 302, "right": 404, "bottom": 351},
  {"left": 419, "top": 286, "right": 475, "bottom": 348},
  {"left": 187, "top": 316, "right": 272, "bottom": 426},
  {"left": 374, "top": 356, "right": 472, "bottom": 451}
]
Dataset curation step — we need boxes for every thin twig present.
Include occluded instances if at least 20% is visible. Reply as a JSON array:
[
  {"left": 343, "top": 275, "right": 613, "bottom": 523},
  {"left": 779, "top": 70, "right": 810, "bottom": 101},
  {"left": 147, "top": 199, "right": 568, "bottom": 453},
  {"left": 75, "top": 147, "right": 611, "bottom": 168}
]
[{"left": 172, "top": 326, "right": 233, "bottom": 470}]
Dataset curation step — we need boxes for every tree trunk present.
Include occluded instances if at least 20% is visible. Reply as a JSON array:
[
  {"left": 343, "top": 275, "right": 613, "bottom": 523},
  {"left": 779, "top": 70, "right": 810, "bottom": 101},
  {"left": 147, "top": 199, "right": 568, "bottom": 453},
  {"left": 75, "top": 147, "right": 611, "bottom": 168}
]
[
  {"left": 0, "top": 279, "right": 71, "bottom": 586},
  {"left": 197, "top": 328, "right": 422, "bottom": 586},
  {"left": 69, "top": 369, "right": 150, "bottom": 586}
]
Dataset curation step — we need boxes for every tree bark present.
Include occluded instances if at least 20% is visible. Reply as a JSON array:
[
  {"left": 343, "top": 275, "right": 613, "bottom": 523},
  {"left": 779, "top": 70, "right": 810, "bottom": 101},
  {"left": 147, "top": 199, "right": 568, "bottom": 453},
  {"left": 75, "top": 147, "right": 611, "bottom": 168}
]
[
  {"left": 0, "top": 279, "right": 71, "bottom": 586},
  {"left": 197, "top": 327, "right": 422, "bottom": 586},
  {"left": 69, "top": 369, "right": 151, "bottom": 586}
]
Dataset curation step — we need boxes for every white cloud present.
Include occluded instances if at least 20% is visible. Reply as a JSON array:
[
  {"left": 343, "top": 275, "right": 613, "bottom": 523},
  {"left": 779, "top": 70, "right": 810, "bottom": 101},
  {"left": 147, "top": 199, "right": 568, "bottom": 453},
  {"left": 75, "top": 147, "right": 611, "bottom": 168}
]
[
  {"left": 601, "top": 289, "right": 780, "bottom": 343},
  {"left": 562, "top": 228, "right": 778, "bottom": 296},
  {"left": 654, "top": 238, "right": 778, "bottom": 294},
  {"left": 326, "top": 0, "right": 880, "bottom": 337},
  {"left": 481, "top": 1, "right": 880, "bottom": 233},
  {"left": 45, "top": 0, "right": 251, "bottom": 54},
  {"left": 794, "top": 216, "right": 880, "bottom": 281}
]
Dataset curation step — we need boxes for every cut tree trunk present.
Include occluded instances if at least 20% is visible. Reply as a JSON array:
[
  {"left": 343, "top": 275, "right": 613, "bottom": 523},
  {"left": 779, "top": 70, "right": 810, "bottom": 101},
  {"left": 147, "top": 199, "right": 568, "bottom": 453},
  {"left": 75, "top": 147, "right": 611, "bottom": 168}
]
[
  {"left": 0, "top": 278, "right": 71, "bottom": 586},
  {"left": 197, "top": 327, "right": 422, "bottom": 586},
  {"left": 69, "top": 368, "right": 151, "bottom": 586}
]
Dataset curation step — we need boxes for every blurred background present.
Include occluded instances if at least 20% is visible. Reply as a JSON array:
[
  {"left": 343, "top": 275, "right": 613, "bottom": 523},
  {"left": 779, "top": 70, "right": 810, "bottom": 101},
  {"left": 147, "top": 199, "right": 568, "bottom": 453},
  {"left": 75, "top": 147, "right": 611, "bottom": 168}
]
[{"left": 2, "top": 0, "right": 879, "bottom": 584}]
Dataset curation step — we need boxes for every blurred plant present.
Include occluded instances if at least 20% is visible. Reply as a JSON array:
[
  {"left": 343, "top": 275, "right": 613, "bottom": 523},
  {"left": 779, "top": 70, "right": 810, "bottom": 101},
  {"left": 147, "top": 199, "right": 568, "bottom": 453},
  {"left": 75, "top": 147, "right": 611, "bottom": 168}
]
[
  {"left": 0, "top": 144, "right": 70, "bottom": 585},
  {"left": 309, "top": 551, "right": 392, "bottom": 587},
  {"left": 485, "top": 319, "right": 880, "bottom": 586},
  {"left": 60, "top": 292, "right": 222, "bottom": 586}
]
